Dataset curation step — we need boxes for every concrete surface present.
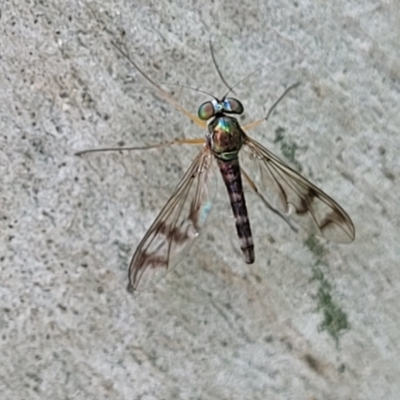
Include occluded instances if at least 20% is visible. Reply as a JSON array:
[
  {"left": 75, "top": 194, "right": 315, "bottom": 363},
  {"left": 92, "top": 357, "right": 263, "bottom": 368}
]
[{"left": 1, "top": 1, "right": 400, "bottom": 399}]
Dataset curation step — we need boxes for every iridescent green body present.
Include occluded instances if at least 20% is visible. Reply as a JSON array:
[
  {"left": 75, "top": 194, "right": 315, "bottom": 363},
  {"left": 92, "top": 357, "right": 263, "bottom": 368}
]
[
  {"left": 205, "top": 113, "right": 254, "bottom": 263},
  {"left": 207, "top": 117, "right": 244, "bottom": 160}
]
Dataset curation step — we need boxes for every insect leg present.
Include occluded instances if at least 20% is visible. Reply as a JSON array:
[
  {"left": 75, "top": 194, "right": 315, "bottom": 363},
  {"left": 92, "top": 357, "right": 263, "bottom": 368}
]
[
  {"left": 75, "top": 138, "right": 204, "bottom": 156},
  {"left": 243, "top": 82, "right": 300, "bottom": 131}
]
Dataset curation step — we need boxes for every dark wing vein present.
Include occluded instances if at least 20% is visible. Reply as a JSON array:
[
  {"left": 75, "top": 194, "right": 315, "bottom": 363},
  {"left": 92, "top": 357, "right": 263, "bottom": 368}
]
[
  {"left": 128, "top": 147, "right": 214, "bottom": 291},
  {"left": 244, "top": 136, "right": 355, "bottom": 243}
]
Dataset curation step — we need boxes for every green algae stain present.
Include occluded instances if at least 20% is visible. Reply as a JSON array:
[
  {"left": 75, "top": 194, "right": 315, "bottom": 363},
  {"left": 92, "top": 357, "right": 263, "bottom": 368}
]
[{"left": 306, "top": 235, "right": 349, "bottom": 343}]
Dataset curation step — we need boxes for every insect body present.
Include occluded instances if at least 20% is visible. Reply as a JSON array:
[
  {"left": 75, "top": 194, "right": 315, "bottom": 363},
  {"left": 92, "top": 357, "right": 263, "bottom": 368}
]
[
  {"left": 77, "top": 43, "right": 355, "bottom": 291},
  {"left": 200, "top": 98, "right": 254, "bottom": 263}
]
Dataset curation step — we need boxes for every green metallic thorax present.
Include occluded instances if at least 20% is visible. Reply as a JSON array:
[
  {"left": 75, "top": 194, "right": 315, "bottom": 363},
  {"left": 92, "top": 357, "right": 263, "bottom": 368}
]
[{"left": 207, "top": 116, "right": 245, "bottom": 161}]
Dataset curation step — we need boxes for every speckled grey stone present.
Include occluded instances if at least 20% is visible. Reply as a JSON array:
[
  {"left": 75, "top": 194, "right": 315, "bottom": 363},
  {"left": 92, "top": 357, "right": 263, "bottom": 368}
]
[{"left": 1, "top": 1, "right": 400, "bottom": 399}]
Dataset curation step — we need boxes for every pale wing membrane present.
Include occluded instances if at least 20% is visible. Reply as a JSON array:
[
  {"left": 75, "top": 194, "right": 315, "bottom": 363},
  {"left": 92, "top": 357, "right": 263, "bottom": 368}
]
[
  {"left": 128, "top": 148, "right": 214, "bottom": 291},
  {"left": 244, "top": 136, "right": 355, "bottom": 243}
]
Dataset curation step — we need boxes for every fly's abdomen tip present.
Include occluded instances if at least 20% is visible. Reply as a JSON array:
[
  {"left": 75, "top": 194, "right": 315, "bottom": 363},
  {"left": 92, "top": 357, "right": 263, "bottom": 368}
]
[{"left": 243, "top": 248, "right": 255, "bottom": 264}]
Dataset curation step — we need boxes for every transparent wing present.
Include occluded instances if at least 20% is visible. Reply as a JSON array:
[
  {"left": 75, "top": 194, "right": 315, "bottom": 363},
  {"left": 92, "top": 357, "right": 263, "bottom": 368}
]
[
  {"left": 243, "top": 135, "right": 355, "bottom": 243},
  {"left": 128, "top": 147, "right": 214, "bottom": 291}
]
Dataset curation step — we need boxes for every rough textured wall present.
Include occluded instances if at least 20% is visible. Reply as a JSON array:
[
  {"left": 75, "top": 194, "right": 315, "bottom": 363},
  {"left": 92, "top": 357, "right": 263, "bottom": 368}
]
[{"left": 1, "top": 1, "right": 399, "bottom": 399}]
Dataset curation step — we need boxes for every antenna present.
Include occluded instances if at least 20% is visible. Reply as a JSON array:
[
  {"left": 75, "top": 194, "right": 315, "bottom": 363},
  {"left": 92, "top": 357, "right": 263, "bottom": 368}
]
[
  {"left": 208, "top": 39, "right": 265, "bottom": 101},
  {"left": 221, "top": 67, "right": 264, "bottom": 100},
  {"left": 160, "top": 82, "right": 216, "bottom": 99},
  {"left": 209, "top": 39, "right": 234, "bottom": 95}
]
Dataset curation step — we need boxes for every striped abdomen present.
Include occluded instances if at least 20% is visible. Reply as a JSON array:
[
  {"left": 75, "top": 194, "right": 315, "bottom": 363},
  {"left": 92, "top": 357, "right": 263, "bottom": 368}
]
[{"left": 218, "top": 158, "right": 254, "bottom": 264}]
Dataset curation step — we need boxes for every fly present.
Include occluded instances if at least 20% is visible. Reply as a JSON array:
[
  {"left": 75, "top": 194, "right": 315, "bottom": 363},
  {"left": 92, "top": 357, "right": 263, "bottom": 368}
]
[{"left": 76, "top": 41, "right": 355, "bottom": 291}]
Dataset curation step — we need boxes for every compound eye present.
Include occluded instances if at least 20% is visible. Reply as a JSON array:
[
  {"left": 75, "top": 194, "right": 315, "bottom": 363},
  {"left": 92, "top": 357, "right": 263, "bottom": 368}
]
[
  {"left": 198, "top": 101, "right": 215, "bottom": 120},
  {"left": 223, "top": 98, "right": 244, "bottom": 114}
]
